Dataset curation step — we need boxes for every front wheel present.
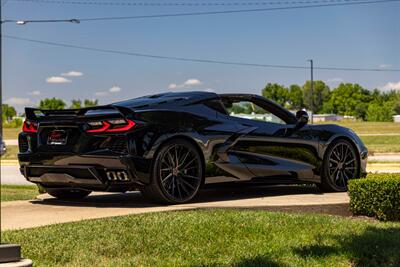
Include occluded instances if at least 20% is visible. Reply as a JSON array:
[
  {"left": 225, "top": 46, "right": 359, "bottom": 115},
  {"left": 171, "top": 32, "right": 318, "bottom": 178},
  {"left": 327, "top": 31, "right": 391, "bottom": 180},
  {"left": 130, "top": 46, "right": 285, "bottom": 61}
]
[
  {"left": 140, "top": 139, "right": 204, "bottom": 204},
  {"left": 320, "top": 139, "right": 360, "bottom": 192},
  {"left": 45, "top": 188, "right": 91, "bottom": 200}
]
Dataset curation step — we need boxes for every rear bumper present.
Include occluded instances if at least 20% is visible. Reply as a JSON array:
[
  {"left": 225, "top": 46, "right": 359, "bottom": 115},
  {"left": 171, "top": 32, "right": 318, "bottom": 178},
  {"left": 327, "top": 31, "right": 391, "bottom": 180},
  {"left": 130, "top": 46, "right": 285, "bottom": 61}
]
[{"left": 18, "top": 153, "right": 152, "bottom": 192}]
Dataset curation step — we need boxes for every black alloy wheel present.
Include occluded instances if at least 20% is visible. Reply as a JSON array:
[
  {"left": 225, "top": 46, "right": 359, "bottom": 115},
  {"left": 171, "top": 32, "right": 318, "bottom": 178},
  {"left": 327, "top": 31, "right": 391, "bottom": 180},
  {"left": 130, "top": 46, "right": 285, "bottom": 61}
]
[
  {"left": 141, "top": 139, "right": 204, "bottom": 204},
  {"left": 321, "top": 139, "right": 359, "bottom": 192}
]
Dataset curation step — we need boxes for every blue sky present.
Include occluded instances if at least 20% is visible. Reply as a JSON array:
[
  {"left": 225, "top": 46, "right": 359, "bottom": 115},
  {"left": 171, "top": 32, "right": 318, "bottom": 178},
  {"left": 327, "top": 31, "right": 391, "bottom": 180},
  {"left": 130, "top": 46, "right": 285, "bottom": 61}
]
[{"left": 2, "top": 0, "right": 400, "bottom": 112}]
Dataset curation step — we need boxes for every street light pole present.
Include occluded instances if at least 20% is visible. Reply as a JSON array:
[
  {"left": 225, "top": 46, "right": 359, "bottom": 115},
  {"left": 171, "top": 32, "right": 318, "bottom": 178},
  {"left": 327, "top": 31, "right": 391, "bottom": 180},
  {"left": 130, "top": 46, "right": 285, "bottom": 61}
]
[
  {"left": 308, "top": 59, "right": 314, "bottom": 124},
  {"left": 0, "top": 17, "right": 80, "bottom": 137}
]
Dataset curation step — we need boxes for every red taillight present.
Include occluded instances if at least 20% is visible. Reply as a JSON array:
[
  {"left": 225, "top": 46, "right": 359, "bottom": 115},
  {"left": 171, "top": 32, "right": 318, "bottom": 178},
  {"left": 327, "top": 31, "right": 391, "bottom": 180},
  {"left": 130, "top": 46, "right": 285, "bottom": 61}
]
[
  {"left": 86, "top": 119, "right": 136, "bottom": 133},
  {"left": 86, "top": 121, "right": 111, "bottom": 133},
  {"left": 107, "top": 119, "right": 136, "bottom": 132},
  {"left": 22, "top": 120, "right": 38, "bottom": 133}
]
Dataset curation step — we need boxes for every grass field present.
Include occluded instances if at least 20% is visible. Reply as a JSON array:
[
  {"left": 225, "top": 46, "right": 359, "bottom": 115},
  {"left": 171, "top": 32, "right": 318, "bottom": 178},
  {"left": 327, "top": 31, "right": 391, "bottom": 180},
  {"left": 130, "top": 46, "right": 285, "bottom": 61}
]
[
  {"left": 318, "top": 121, "right": 400, "bottom": 153},
  {"left": 1, "top": 185, "right": 38, "bottom": 202},
  {"left": 327, "top": 121, "right": 400, "bottom": 135},
  {"left": 1, "top": 145, "right": 19, "bottom": 160},
  {"left": 3, "top": 210, "right": 400, "bottom": 267},
  {"left": 3, "top": 127, "right": 21, "bottom": 140},
  {"left": 360, "top": 136, "right": 400, "bottom": 153}
]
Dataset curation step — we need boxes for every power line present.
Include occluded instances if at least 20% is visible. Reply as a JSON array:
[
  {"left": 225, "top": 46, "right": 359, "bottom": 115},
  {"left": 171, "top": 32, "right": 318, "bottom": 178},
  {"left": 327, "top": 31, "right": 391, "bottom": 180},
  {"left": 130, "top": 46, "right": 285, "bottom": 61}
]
[
  {"left": 1, "top": 18, "right": 80, "bottom": 24},
  {"left": 4, "top": 35, "right": 400, "bottom": 72},
  {"left": 5, "top": 0, "right": 375, "bottom": 7},
  {"left": 4, "top": 0, "right": 400, "bottom": 22}
]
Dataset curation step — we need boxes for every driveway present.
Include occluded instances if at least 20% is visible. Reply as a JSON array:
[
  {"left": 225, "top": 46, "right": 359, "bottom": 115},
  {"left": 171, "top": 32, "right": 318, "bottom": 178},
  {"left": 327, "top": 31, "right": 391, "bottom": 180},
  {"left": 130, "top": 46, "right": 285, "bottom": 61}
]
[
  {"left": 2, "top": 185, "right": 349, "bottom": 230},
  {"left": 1, "top": 165, "right": 31, "bottom": 185}
]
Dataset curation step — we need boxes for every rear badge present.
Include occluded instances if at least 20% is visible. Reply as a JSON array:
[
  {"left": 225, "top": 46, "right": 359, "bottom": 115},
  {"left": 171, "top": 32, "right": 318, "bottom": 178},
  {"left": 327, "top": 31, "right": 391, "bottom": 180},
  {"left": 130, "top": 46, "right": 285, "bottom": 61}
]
[{"left": 47, "top": 130, "right": 68, "bottom": 145}]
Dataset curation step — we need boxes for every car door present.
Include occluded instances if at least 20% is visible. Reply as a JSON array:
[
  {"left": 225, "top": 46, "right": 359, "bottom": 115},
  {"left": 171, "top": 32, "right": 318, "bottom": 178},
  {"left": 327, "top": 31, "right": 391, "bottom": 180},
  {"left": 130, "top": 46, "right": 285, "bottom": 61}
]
[{"left": 221, "top": 95, "right": 321, "bottom": 183}]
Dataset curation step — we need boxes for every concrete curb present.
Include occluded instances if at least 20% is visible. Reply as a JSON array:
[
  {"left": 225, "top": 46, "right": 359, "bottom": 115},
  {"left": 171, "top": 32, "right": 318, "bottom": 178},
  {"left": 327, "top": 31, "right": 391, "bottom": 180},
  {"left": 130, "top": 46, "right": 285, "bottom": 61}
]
[{"left": 0, "top": 259, "right": 33, "bottom": 267}]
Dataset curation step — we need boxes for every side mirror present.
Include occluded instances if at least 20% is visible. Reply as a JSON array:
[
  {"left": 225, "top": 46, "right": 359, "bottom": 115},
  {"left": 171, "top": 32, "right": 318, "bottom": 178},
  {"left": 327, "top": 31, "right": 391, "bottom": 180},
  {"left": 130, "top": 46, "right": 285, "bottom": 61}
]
[{"left": 295, "top": 110, "right": 309, "bottom": 129}]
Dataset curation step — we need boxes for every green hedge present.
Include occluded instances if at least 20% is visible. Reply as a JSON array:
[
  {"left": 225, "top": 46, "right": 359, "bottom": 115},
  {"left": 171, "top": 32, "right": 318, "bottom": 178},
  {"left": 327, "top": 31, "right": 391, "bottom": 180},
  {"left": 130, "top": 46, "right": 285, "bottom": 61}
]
[{"left": 348, "top": 173, "right": 400, "bottom": 221}]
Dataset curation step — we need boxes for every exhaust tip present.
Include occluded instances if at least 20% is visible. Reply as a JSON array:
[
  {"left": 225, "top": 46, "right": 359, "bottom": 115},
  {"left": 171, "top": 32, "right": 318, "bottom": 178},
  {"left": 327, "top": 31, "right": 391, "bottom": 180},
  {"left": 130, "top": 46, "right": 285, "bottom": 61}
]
[
  {"left": 106, "top": 170, "right": 130, "bottom": 182},
  {"left": 117, "top": 171, "right": 129, "bottom": 181},
  {"left": 106, "top": 171, "right": 118, "bottom": 181}
]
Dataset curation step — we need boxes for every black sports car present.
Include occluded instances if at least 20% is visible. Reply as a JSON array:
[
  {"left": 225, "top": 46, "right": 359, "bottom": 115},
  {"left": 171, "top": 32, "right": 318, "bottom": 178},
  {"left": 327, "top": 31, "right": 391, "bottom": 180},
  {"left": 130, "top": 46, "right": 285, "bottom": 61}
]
[{"left": 18, "top": 92, "right": 368, "bottom": 203}]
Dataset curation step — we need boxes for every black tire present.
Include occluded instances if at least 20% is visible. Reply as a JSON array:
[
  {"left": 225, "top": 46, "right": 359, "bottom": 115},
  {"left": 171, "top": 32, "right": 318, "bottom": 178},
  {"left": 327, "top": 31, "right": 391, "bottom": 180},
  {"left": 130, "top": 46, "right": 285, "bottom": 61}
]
[
  {"left": 320, "top": 139, "right": 360, "bottom": 192},
  {"left": 140, "top": 139, "right": 204, "bottom": 204},
  {"left": 45, "top": 188, "right": 91, "bottom": 200}
]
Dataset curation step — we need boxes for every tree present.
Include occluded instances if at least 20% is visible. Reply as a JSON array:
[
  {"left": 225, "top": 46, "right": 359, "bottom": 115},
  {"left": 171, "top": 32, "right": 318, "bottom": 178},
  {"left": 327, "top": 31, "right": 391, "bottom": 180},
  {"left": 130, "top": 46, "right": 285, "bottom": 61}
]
[
  {"left": 70, "top": 99, "right": 82, "bottom": 109},
  {"left": 70, "top": 99, "right": 98, "bottom": 109},
  {"left": 288, "top": 84, "right": 303, "bottom": 110},
  {"left": 2, "top": 104, "right": 17, "bottom": 122},
  {"left": 323, "top": 83, "right": 372, "bottom": 119},
  {"left": 84, "top": 99, "right": 98, "bottom": 107},
  {"left": 262, "top": 83, "right": 289, "bottom": 107},
  {"left": 302, "top": 80, "right": 330, "bottom": 114},
  {"left": 366, "top": 101, "right": 395, "bottom": 122},
  {"left": 39, "top": 98, "right": 66, "bottom": 110}
]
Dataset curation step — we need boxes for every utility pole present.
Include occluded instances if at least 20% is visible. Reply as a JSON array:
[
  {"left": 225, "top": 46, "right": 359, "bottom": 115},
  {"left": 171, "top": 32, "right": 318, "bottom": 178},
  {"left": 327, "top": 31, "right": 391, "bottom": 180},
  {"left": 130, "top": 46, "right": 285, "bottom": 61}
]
[{"left": 308, "top": 59, "right": 314, "bottom": 124}]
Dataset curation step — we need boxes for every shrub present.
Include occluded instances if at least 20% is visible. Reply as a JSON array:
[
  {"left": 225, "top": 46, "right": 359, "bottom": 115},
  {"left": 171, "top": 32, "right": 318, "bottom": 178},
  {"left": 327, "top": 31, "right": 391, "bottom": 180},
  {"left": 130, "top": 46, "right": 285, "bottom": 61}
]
[
  {"left": 2, "top": 118, "right": 23, "bottom": 128},
  {"left": 348, "top": 173, "right": 400, "bottom": 221}
]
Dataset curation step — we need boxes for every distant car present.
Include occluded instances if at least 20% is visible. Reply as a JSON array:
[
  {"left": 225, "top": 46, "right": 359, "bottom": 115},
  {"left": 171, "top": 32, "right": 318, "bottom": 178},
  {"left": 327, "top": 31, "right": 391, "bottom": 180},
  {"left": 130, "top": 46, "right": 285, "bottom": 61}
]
[
  {"left": 0, "top": 137, "right": 6, "bottom": 156},
  {"left": 18, "top": 92, "right": 368, "bottom": 204}
]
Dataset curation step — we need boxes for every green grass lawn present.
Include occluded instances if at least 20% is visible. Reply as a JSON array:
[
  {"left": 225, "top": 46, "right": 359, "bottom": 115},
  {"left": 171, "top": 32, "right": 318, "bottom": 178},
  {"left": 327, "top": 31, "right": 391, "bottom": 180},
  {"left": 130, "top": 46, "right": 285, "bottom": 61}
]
[
  {"left": 360, "top": 135, "right": 400, "bottom": 154},
  {"left": 1, "top": 145, "right": 19, "bottom": 160},
  {"left": 3, "top": 127, "right": 21, "bottom": 140},
  {"left": 1, "top": 185, "right": 39, "bottom": 202},
  {"left": 3, "top": 210, "right": 400, "bottom": 267},
  {"left": 319, "top": 121, "right": 400, "bottom": 135}
]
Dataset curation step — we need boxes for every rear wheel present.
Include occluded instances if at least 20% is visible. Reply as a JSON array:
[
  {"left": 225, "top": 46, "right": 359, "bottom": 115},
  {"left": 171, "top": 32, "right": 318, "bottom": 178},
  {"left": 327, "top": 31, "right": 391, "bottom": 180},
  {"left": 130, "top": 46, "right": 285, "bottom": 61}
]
[
  {"left": 140, "top": 139, "right": 204, "bottom": 204},
  {"left": 45, "top": 188, "right": 91, "bottom": 200},
  {"left": 320, "top": 139, "right": 360, "bottom": 192}
]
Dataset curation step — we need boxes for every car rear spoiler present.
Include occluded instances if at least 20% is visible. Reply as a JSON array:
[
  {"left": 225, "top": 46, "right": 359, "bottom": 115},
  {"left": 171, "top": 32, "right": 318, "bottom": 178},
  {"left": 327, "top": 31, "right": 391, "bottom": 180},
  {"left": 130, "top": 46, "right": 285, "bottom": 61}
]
[{"left": 25, "top": 105, "right": 133, "bottom": 121}]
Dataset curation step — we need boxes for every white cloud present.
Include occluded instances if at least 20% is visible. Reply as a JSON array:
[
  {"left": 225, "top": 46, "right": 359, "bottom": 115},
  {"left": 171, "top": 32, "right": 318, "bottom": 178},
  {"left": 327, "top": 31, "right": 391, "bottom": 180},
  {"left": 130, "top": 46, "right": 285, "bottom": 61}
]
[
  {"left": 46, "top": 76, "right": 71, "bottom": 84},
  {"left": 183, "top": 79, "right": 202, "bottom": 87},
  {"left": 204, "top": 88, "right": 214, "bottom": 92},
  {"left": 326, "top": 78, "right": 344, "bottom": 84},
  {"left": 168, "top": 79, "right": 202, "bottom": 89},
  {"left": 109, "top": 86, "right": 122, "bottom": 93},
  {"left": 61, "top": 71, "right": 83, "bottom": 77},
  {"left": 5, "top": 97, "right": 32, "bottom": 106},
  {"left": 95, "top": 86, "right": 122, "bottom": 97},
  {"left": 379, "top": 64, "right": 392, "bottom": 69},
  {"left": 168, "top": 83, "right": 178, "bottom": 89},
  {"left": 381, "top": 81, "right": 400, "bottom": 91},
  {"left": 28, "top": 90, "right": 41, "bottom": 96}
]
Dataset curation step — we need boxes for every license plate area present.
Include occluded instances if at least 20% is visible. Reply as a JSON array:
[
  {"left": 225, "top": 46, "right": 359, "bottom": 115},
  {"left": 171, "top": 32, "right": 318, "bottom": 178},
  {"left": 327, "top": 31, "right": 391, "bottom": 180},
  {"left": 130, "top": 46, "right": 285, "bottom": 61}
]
[{"left": 47, "top": 130, "right": 68, "bottom": 145}]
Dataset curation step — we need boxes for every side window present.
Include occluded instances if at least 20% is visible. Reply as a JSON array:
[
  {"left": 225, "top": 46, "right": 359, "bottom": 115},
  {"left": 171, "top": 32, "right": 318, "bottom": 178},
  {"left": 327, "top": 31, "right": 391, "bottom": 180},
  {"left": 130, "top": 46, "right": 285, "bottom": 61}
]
[{"left": 224, "top": 101, "right": 286, "bottom": 125}]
